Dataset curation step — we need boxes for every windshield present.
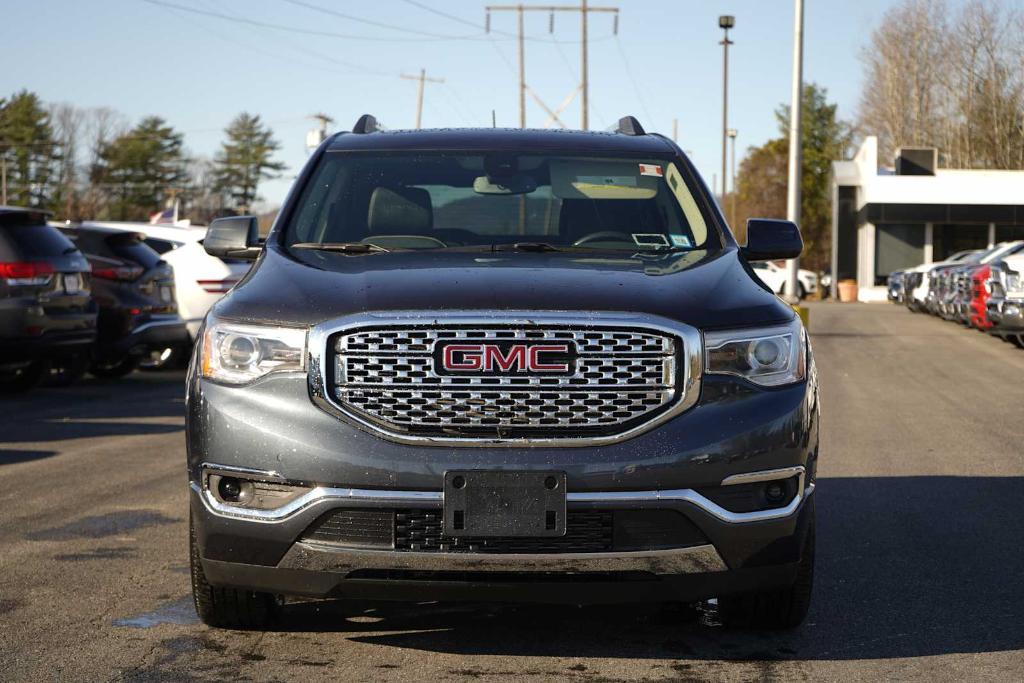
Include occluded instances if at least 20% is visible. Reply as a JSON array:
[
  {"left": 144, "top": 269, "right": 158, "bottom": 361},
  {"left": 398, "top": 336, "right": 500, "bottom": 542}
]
[{"left": 284, "top": 152, "right": 716, "bottom": 252}]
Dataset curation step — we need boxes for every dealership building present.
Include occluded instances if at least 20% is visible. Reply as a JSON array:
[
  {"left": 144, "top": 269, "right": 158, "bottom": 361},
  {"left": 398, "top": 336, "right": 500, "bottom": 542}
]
[{"left": 831, "top": 136, "right": 1024, "bottom": 301}]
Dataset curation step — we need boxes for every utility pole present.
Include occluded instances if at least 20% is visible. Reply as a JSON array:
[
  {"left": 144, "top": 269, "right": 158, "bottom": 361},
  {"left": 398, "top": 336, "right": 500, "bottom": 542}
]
[
  {"left": 1, "top": 153, "right": 6, "bottom": 205},
  {"left": 400, "top": 69, "right": 445, "bottom": 129},
  {"left": 306, "top": 113, "right": 335, "bottom": 153},
  {"left": 580, "top": 0, "right": 589, "bottom": 130},
  {"left": 486, "top": 3, "right": 618, "bottom": 129},
  {"left": 719, "top": 15, "right": 735, "bottom": 208},
  {"left": 728, "top": 128, "right": 738, "bottom": 227},
  {"left": 784, "top": 0, "right": 804, "bottom": 303}
]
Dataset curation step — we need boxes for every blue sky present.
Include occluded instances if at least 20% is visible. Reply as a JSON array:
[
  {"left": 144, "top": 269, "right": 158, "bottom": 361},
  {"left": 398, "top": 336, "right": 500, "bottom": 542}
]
[{"left": 0, "top": 0, "right": 981, "bottom": 208}]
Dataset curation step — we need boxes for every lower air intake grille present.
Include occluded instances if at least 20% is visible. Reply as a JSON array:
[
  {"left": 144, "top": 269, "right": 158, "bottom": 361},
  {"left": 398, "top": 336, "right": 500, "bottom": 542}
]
[
  {"left": 300, "top": 508, "right": 707, "bottom": 554},
  {"left": 395, "top": 509, "right": 614, "bottom": 553}
]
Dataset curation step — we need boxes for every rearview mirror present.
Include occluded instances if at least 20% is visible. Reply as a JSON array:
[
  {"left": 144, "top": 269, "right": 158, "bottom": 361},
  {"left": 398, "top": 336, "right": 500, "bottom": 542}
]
[
  {"left": 473, "top": 174, "right": 537, "bottom": 195},
  {"left": 204, "top": 216, "right": 260, "bottom": 260},
  {"left": 741, "top": 218, "right": 803, "bottom": 261}
]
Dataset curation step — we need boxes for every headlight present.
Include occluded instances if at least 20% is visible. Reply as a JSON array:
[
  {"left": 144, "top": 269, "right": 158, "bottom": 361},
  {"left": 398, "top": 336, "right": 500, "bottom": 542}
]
[
  {"left": 704, "top": 318, "right": 806, "bottom": 387},
  {"left": 1007, "top": 269, "right": 1022, "bottom": 295},
  {"left": 201, "top": 317, "right": 306, "bottom": 384}
]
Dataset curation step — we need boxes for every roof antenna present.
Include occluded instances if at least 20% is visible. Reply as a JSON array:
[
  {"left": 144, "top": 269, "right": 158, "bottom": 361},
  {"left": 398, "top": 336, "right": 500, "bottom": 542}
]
[
  {"left": 492, "top": 109, "right": 497, "bottom": 128},
  {"left": 352, "top": 114, "right": 379, "bottom": 134}
]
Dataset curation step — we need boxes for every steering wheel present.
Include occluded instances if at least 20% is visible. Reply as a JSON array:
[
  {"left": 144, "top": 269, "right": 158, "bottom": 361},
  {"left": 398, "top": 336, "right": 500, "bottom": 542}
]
[{"left": 572, "top": 231, "right": 632, "bottom": 246}]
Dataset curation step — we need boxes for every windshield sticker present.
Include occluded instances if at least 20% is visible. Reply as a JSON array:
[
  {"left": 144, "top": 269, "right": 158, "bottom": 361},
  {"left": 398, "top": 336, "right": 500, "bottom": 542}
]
[
  {"left": 633, "top": 233, "right": 670, "bottom": 248},
  {"left": 638, "top": 163, "right": 663, "bottom": 177},
  {"left": 670, "top": 235, "right": 692, "bottom": 248},
  {"left": 575, "top": 175, "right": 637, "bottom": 188}
]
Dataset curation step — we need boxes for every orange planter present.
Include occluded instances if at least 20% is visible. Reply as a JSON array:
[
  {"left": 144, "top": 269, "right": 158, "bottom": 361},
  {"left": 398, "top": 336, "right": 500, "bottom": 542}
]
[{"left": 838, "top": 279, "right": 858, "bottom": 302}]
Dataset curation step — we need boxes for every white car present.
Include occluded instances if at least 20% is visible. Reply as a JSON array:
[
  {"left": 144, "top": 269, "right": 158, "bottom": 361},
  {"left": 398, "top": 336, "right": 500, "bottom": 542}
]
[
  {"left": 79, "top": 222, "right": 251, "bottom": 340},
  {"left": 749, "top": 261, "right": 818, "bottom": 299}
]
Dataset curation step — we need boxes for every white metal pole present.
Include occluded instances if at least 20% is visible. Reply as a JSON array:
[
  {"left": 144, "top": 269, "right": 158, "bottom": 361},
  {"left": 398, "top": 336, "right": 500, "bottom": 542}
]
[{"left": 784, "top": 0, "right": 804, "bottom": 302}]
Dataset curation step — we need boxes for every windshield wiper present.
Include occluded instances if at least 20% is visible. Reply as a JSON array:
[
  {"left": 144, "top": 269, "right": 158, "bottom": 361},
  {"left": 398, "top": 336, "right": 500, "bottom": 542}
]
[
  {"left": 291, "top": 242, "right": 390, "bottom": 254},
  {"left": 494, "top": 242, "right": 565, "bottom": 253}
]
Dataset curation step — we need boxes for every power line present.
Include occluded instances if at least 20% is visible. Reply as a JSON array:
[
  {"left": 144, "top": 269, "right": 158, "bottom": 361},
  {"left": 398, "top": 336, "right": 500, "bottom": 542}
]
[
  {"left": 140, "top": 0, "right": 479, "bottom": 42},
  {"left": 151, "top": 0, "right": 393, "bottom": 77},
  {"left": 613, "top": 36, "right": 655, "bottom": 127},
  {"left": 281, "top": 0, "right": 480, "bottom": 40},
  {"left": 399, "top": 0, "right": 616, "bottom": 44}
]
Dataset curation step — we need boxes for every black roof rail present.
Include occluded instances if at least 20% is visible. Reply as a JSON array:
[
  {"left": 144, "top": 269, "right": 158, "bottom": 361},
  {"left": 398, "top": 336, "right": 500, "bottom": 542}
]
[
  {"left": 352, "top": 114, "right": 379, "bottom": 134},
  {"left": 616, "top": 116, "right": 646, "bottom": 136}
]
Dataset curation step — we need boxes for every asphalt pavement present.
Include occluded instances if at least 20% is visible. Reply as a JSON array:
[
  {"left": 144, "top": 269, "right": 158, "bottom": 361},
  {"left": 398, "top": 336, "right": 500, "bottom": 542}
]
[{"left": 1, "top": 302, "right": 1022, "bottom": 681}]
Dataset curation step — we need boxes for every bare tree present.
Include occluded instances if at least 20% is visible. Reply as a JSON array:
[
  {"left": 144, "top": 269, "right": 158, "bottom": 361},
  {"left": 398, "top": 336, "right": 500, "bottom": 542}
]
[
  {"left": 78, "top": 107, "right": 126, "bottom": 219},
  {"left": 858, "top": 0, "right": 1024, "bottom": 169},
  {"left": 857, "top": 0, "right": 950, "bottom": 164}
]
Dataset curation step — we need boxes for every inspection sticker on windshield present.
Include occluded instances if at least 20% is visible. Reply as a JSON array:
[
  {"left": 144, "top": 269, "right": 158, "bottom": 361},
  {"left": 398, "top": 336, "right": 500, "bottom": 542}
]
[
  {"left": 670, "top": 235, "right": 692, "bottom": 248},
  {"left": 633, "top": 233, "right": 670, "bottom": 248},
  {"left": 638, "top": 163, "right": 663, "bottom": 177}
]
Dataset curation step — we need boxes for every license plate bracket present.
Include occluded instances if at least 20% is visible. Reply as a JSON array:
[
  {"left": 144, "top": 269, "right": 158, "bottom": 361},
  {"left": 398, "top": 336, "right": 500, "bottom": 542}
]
[{"left": 443, "top": 470, "right": 566, "bottom": 537}]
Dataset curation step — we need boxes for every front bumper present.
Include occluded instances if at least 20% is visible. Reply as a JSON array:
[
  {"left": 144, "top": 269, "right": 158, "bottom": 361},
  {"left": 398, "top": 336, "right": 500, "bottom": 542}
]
[
  {"left": 191, "top": 477, "right": 814, "bottom": 603},
  {"left": 986, "top": 297, "right": 1024, "bottom": 333},
  {"left": 188, "top": 358, "right": 819, "bottom": 602}
]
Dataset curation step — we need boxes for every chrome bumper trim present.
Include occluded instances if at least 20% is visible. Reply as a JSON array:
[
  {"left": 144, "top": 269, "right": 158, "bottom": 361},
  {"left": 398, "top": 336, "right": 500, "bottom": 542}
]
[
  {"left": 279, "top": 542, "right": 728, "bottom": 575},
  {"left": 193, "top": 464, "right": 812, "bottom": 525}
]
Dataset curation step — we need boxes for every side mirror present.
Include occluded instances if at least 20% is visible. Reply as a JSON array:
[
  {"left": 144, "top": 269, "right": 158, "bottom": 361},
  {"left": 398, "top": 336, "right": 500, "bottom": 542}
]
[
  {"left": 741, "top": 218, "right": 803, "bottom": 261},
  {"left": 204, "top": 216, "right": 260, "bottom": 260}
]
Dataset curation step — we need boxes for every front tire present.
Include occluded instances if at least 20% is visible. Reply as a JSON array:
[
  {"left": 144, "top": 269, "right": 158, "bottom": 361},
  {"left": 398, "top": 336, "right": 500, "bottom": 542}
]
[
  {"left": 719, "top": 505, "right": 815, "bottom": 629},
  {"left": 0, "top": 360, "right": 48, "bottom": 393},
  {"left": 190, "top": 512, "right": 278, "bottom": 629}
]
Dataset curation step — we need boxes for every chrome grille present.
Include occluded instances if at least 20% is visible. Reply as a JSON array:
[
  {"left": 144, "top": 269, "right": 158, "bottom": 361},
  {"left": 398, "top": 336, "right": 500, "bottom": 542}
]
[{"left": 330, "top": 325, "right": 679, "bottom": 439}]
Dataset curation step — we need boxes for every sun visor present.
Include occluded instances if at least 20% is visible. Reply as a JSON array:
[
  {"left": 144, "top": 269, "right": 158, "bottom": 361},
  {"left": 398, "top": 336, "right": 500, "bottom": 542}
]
[{"left": 551, "top": 160, "right": 660, "bottom": 200}]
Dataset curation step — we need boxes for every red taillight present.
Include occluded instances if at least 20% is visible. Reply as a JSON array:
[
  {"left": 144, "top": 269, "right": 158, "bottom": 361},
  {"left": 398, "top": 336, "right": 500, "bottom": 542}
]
[
  {"left": 0, "top": 261, "right": 55, "bottom": 279},
  {"left": 92, "top": 265, "right": 144, "bottom": 281}
]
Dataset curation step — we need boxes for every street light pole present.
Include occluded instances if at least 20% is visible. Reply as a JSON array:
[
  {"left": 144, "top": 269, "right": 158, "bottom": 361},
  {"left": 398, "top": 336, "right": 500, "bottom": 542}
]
[
  {"left": 784, "top": 0, "right": 804, "bottom": 303},
  {"left": 719, "top": 15, "right": 735, "bottom": 204},
  {"left": 727, "top": 128, "right": 738, "bottom": 227}
]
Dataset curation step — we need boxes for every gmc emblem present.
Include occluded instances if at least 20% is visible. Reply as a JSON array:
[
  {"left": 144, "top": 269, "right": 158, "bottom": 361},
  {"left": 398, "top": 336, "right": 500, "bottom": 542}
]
[{"left": 435, "top": 341, "right": 576, "bottom": 376}]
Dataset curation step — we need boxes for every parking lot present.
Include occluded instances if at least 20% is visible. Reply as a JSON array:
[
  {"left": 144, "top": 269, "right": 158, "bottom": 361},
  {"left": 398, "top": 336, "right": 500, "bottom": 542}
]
[{"left": 0, "top": 302, "right": 1021, "bottom": 681}]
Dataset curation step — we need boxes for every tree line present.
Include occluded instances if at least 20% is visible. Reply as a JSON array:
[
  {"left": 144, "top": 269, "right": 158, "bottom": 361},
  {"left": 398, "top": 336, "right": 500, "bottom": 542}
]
[{"left": 0, "top": 90, "right": 285, "bottom": 223}]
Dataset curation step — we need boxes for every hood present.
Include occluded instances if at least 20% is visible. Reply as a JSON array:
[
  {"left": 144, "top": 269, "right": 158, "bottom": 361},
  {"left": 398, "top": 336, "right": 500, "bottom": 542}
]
[{"left": 213, "top": 245, "right": 793, "bottom": 331}]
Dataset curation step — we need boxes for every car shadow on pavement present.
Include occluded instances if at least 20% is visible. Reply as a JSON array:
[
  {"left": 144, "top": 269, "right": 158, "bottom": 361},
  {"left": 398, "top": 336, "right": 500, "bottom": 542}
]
[
  {"left": 0, "top": 373, "right": 185, "bottom": 448},
  {"left": 266, "top": 475, "right": 1023, "bottom": 662}
]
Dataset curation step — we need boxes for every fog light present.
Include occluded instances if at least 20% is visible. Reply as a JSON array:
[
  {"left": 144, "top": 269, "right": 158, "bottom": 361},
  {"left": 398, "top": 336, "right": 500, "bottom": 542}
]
[
  {"left": 204, "top": 470, "right": 313, "bottom": 511},
  {"left": 218, "top": 476, "right": 245, "bottom": 501},
  {"left": 765, "top": 482, "right": 786, "bottom": 503}
]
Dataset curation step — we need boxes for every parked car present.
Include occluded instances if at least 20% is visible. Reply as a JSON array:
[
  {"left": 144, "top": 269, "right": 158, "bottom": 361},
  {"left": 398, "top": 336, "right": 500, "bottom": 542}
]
[
  {"left": 887, "top": 269, "right": 906, "bottom": 303},
  {"left": 903, "top": 250, "right": 980, "bottom": 313},
  {"left": 187, "top": 117, "right": 818, "bottom": 631},
  {"left": 749, "top": 260, "right": 818, "bottom": 299},
  {"left": 986, "top": 251, "right": 1024, "bottom": 347},
  {"left": 939, "top": 242, "right": 1024, "bottom": 323},
  {"left": 59, "top": 225, "right": 189, "bottom": 377},
  {"left": 0, "top": 206, "right": 96, "bottom": 391},
  {"left": 78, "top": 221, "right": 251, "bottom": 341}
]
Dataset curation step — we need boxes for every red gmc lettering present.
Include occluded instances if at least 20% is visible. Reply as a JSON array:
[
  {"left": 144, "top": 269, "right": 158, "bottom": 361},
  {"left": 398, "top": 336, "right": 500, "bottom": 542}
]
[
  {"left": 442, "top": 345, "right": 483, "bottom": 370},
  {"left": 528, "top": 344, "right": 570, "bottom": 372},
  {"left": 441, "top": 343, "right": 570, "bottom": 372}
]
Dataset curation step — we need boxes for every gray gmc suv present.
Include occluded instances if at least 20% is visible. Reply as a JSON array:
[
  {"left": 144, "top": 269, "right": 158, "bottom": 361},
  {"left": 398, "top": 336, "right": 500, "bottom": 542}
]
[{"left": 188, "top": 116, "right": 819, "bottom": 630}]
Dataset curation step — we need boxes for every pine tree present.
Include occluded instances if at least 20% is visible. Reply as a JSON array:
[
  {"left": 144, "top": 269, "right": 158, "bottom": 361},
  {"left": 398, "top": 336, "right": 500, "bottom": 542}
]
[
  {"left": 91, "top": 116, "right": 186, "bottom": 220},
  {"left": 213, "top": 113, "right": 285, "bottom": 213},
  {"left": 0, "top": 90, "right": 60, "bottom": 207}
]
